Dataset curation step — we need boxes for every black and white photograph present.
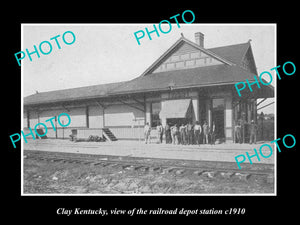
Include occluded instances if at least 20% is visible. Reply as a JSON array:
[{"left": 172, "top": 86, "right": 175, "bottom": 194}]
[
  {"left": 20, "top": 24, "right": 276, "bottom": 195},
  {"left": 5, "top": 4, "right": 299, "bottom": 220}
]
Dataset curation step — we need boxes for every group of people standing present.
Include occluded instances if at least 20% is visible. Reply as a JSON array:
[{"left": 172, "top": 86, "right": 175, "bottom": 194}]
[
  {"left": 144, "top": 121, "right": 216, "bottom": 145},
  {"left": 234, "top": 120, "right": 258, "bottom": 144},
  {"left": 144, "top": 119, "right": 259, "bottom": 145}
]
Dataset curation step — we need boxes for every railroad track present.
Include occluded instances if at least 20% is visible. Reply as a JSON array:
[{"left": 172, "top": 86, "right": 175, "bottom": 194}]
[{"left": 24, "top": 150, "right": 274, "bottom": 182}]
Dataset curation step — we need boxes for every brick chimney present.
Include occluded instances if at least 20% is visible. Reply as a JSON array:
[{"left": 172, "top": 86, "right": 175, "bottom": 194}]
[{"left": 195, "top": 32, "right": 204, "bottom": 48}]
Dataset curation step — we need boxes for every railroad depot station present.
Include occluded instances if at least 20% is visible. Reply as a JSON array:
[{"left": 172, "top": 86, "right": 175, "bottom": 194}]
[{"left": 23, "top": 32, "right": 274, "bottom": 143}]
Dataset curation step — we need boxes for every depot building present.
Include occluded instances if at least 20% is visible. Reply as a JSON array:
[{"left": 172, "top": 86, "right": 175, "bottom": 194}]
[{"left": 23, "top": 32, "right": 274, "bottom": 142}]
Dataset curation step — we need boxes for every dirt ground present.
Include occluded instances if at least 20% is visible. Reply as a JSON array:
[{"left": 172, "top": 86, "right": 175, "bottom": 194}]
[{"left": 23, "top": 157, "right": 274, "bottom": 194}]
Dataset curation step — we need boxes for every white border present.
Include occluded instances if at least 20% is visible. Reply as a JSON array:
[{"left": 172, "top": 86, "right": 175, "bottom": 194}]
[
  {"left": 21, "top": 23, "right": 277, "bottom": 196},
  {"left": 21, "top": 24, "right": 24, "bottom": 195}
]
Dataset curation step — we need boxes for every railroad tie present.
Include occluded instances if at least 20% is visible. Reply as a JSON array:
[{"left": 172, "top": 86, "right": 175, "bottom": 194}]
[
  {"left": 175, "top": 169, "right": 185, "bottom": 175},
  {"left": 61, "top": 159, "right": 70, "bottom": 163},
  {"left": 139, "top": 167, "right": 149, "bottom": 172},
  {"left": 125, "top": 165, "right": 135, "bottom": 170},
  {"left": 122, "top": 165, "right": 132, "bottom": 169},
  {"left": 193, "top": 170, "right": 204, "bottom": 176},
  {"left": 202, "top": 171, "right": 216, "bottom": 178},
  {"left": 266, "top": 174, "right": 274, "bottom": 184},
  {"left": 41, "top": 157, "right": 49, "bottom": 161},
  {"left": 134, "top": 165, "right": 144, "bottom": 171},
  {"left": 107, "top": 163, "right": 119, "bottom": 168},
  {"left": 220, "top": 172, "right": 234, "bottom": 179},
  {"left": 161, "top": 168, "right": 176, "bottom": 174},
  {"left": 92, "top": 162, "right": 104, "bottom": 166},
  {"left": 149, "top": 167, "right": 161, "bottom": 172},
  {"left": 102, "top": 163, "right": 113, "bottom": 167},
  {"left": 52, "top": 159, "right": 64, "bottom": 162},
  {"left": 234, "top": 173, "right": 250, "bottom": 181}
]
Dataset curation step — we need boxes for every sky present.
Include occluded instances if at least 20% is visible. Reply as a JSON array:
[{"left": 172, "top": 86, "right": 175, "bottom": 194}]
[{"left": 22, "top": 24, "right": 276, "bottom": 114}]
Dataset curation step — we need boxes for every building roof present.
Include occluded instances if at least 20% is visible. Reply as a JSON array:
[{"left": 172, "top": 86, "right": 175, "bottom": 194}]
[
  {"left": 139, "top": 36, "right": 235, "bottom": 76},
  {"left": 24, "top": 81, "right": 125, "bottom": 106},
  {"left": 24, "top": 37, "right": 273, "bottom": 106},
  {"left": 208, "top": 42, "right": 251, "bottom": 66},
  {"left": 108, "top": 64, "right": 262, "bottom": 95}
]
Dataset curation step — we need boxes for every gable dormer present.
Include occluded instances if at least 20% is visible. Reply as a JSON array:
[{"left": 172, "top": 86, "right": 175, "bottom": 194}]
[
  {"left": 240, "top": 43, "right": 258, "bottom": 75},
  {"left": 152, "top": 41, "right": 224, "bottom": 73},
  {"left": 141, "top": 33, "right": 233, "bottom": 76}
]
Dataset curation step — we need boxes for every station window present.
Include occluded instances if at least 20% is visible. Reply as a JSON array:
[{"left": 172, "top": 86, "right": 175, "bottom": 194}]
[
  {"left": 151, "top": 102, "right": 161, "bottom": 127},
  {"left": 212, "top": 98, "right": 224, "bottom": 110}
]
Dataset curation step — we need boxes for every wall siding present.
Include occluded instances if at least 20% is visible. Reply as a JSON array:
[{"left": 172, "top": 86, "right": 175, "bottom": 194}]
[
  {"left": 67, "top": 108, "right": 86, "bottom": 127},
  {"left": 38, "top": 108, "right": 63, "bottom": 127},
  {"left": 26, "top": 107, "right": 87, "bottom": 130},
  {"left": 89, "top": 105, "right": 103, "bottom": 128},
  {"left": 108, "top": 127, "right": 144, "bottom": 140},
  {"left": 23, "top": 111, "right": 28, "bottom": 128},
  {"left": 105, "top": 104, "right": 144, "bottom": 127},
  {"left": 22, "top": 127, "right": 103, "bottom": 139},
  {"left": 153, "top": 42, "right": 223, "bottom": 73}
]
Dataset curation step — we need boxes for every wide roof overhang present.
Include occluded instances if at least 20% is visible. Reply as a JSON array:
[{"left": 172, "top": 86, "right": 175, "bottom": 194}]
[{"left": 24, "top": 64, "right": 274, "bottom": 108}]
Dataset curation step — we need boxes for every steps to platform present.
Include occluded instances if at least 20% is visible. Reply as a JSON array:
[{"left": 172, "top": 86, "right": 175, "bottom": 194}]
[{"left": 102, "top": 128, "right": 117, "bottom": 141}]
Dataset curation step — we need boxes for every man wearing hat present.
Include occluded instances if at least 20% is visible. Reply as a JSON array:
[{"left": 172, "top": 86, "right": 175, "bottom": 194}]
[
  {"left": 144, "top": 122, "right": 151, "bottom": 144},
  {"left": 249, "top": 120, "right": 257, "bottom": 144}
]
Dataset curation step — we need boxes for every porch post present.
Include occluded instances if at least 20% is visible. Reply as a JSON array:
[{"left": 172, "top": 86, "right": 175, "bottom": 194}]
[{"left": 225, "top": 97, "right": 233, "bottom": 142}]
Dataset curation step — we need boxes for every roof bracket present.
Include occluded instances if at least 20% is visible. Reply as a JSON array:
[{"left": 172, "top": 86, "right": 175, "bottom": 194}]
[
  {"left": 61, "top": 104, "right": 70, "bottom": 112},
  {"left": 95, "top": 100, "right": 107, "bottom": 109},
  {"left": 257, "top": 101, "right": 274, "bottom": 111},
  {"left": 256, "top": 98, "right": 267, "bottom": 106},
  {"left": 118, "top": 99, "right": 145, "bottom": 113},
  {"left": 132, "top": 97, "right": 146, "bottom": 108}
]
